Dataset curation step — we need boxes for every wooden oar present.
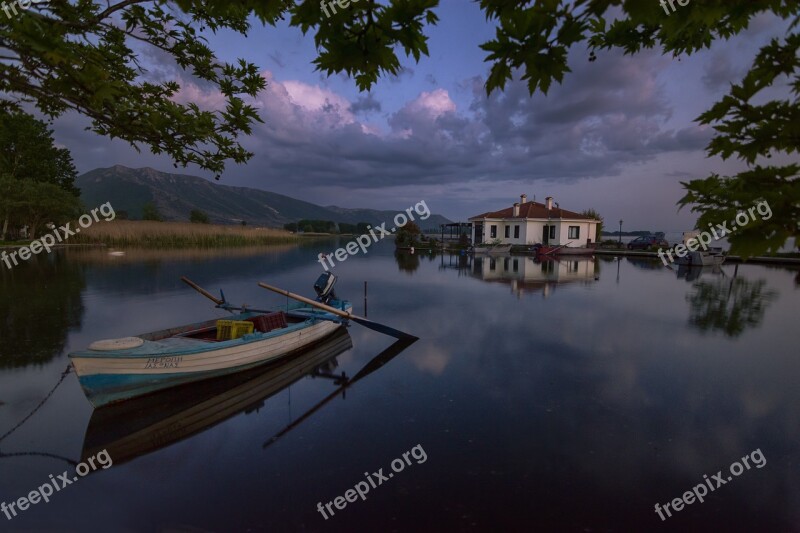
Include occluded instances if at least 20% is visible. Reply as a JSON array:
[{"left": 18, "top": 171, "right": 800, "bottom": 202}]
[
  {"left": 181, "top": 276, "right": 224, "bottom": 305},
  {"left": 182, "top": 276, "right": 415, "bottom": 340},
  {"left": 258, "top": 282, "right": 416, "bottom": 340},
  {"left": 182, "top": 277, "right": 349, "bottom": 328}
]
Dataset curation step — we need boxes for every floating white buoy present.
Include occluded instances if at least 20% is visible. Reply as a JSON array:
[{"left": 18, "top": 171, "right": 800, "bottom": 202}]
[{"left": 108, "top": 251, "right": 125, "bottom": 257}]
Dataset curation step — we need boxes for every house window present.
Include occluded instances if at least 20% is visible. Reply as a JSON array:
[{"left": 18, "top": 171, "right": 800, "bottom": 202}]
[
  {"left": 490, "top": 225, "right": 497, "bottom": 238},
  {"left": 512, "top": 259, "right": 519, "bottom": 272},
  {"left": 504, "top": 226, "right": 510, "bottom": 238},
  {"left": 514, "top": 225, "right": 520, "bottom": 238},
  {"left": 549, "top": 226, "right": 556, "bottom": 239},
  {"left": 489, "top": 258, "right": 496, "bottom": 271},
  {"left": 504, "top": 258, "right": 509, "bottom": 271},
  {"left": 568, "top": 226, "right": 580, "bottom": 239}
]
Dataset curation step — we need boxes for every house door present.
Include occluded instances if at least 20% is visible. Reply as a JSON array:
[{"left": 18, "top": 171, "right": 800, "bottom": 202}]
[
  {"left": 542, "top": 225, "right": 549, "bottom": 244},
  {"left": 474, "top": 223, "right": 484, "bottom": 244}
]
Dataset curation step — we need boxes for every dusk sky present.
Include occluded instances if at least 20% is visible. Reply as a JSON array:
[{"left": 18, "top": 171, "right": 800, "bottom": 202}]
[{"left": 50, "top": 1, "right": 795, "bottom": 231}]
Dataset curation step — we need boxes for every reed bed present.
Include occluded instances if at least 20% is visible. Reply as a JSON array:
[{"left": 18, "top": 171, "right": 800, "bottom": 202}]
[{"left": 73, "top": 220, "right": 300, "bottom": 248}]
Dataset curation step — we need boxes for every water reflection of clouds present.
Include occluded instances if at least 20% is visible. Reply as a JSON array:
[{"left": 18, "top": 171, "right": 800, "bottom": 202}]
[
  {"left": 409, "top": 344, "right": 451, "bottom": 375},
  {"left": 419, "top": 254, "right": 799, "bottom": 525}
]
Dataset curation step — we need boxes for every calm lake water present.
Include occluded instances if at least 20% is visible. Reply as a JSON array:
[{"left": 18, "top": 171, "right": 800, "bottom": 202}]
[{"left": 1, "top": 240, "right": 798, "bottom": 532}]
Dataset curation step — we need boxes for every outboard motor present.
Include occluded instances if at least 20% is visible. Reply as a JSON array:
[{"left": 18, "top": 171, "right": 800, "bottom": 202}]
[{"left": 314, "top": 272, "right": 337, "bottom": 303}]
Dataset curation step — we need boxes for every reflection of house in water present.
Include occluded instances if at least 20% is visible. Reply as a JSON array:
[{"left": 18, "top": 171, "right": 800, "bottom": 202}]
[
  {"left": 470, "top": 255, "right": 598, "bottom": 297},
  {"left": 438, "top": 252, "right": 472, "bottom": 277}
]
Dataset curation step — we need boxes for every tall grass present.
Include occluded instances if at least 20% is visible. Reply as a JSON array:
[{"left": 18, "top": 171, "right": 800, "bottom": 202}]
[{"left": 73, "top": 220, "right": 300, "bottom": 248}]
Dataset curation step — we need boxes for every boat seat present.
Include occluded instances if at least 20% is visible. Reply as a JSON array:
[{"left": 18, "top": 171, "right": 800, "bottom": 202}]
[{"left": 247, "top": 312, "right": 288, "bottom": 333}]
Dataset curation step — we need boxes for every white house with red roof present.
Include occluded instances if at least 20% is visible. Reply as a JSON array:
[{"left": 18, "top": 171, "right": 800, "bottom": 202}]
[{"left": 468, "top": 195, "right": 600, "bottom": 246}]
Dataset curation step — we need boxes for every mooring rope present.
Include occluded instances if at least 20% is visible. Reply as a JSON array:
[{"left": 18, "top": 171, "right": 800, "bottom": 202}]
[
  {"left": 0, "top": 364, "right": 73, "bottom": 445},
  {"left": 0, "top": 450, "right": 78, "bottom": 467}
]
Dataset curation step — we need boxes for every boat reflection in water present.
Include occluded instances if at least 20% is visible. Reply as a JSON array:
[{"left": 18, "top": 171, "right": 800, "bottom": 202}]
[
  {"left": 82, "top": 328, "right": 358, "bottom": 465},
  {"left": 82, "top": 328, "right": 418, "bottom": 465},
  {"left": 470, "top": 255, "right": 598, "bottom": 297},
  {"left": 674, "top": 263, "right": 724, "bottom": 282}
]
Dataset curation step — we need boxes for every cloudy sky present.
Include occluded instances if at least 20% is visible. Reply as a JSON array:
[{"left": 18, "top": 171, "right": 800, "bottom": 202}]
[{"left": 50, "top": 1, "right": 794, "bottom": 231}]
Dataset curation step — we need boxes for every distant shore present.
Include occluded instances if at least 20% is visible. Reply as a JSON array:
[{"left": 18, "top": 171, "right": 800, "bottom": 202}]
[
  {"left": 67, "top": 220, "right": 301, "bottom": 248},
  {"left": 592, "top": 248, "right": 800, "bottom": 265}
]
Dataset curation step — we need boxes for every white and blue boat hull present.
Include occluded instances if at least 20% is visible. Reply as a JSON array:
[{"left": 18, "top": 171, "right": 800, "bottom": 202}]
[{"left": 69, "top": 305, "right": 350, "bottom": 407}]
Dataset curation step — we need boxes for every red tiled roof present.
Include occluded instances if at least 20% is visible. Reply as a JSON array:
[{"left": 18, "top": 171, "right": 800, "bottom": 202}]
[{"left": 469, "top": 201, "right": 597, "bottom": 221}]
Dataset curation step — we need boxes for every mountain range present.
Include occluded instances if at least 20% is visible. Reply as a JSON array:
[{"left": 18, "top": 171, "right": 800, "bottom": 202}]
[{"left": 77, "top": 166, "right": 450, "bottom": 231}]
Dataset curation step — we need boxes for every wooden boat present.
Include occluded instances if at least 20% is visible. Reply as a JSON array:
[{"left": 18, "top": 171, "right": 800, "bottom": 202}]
[
  {"left": 81, "top": 328, "right": 354, "bottom": 465},
  {"left": 69, "top": 304, "right": 349, "bottom": 408},
  {"left": 70, "top": 273, "right": 413, "bottom": 408},
  {"left": 472, "top": 243, "right": 513, "bottom": 254},
  {"left": 69, "top": 273, "right": 355, "bottom": 407}
]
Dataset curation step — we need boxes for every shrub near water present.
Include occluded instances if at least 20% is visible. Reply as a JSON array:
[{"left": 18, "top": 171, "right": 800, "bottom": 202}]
[{"left": 73, "top": 220, "right": 298, "bottom": 248}]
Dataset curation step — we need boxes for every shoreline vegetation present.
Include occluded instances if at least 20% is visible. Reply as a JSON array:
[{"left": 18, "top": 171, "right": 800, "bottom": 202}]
[
  {"left": 70, "top": 220, "right": 302, "bottom": 248},
  {"left": 63, "top": 245, "right": 301, "bottom": 263}
]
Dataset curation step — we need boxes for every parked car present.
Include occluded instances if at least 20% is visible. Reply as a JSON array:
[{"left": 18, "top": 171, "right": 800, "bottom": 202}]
[{"left": 627, "top": 235, "right": 669, "bottom": 250}]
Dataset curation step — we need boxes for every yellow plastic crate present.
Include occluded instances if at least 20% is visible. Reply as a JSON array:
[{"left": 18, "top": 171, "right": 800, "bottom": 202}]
[{"left": 216, "top": 319, "right": 254, "bottom": 340}]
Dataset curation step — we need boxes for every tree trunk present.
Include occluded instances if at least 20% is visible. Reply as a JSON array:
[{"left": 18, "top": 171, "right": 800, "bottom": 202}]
[
  {"left": 1, "top": 216, "right": 7, "bottom": 241},
  {"left": 28, "top": 217, "right": 38, "bottom": 241}
]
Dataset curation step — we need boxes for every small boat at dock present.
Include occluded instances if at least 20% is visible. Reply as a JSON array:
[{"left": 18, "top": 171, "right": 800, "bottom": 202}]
[
  {"left": 533, "top": 243, "right": 595, "bottom": 256},
  {"left": 674, "top": 232, "right": 726, "bottom": 267},
  {"left": 674, "top": 248, "right": 726, "bottom": 267},
  {"left": 472, "top": 243, "right": 513, "bottom": 254}
]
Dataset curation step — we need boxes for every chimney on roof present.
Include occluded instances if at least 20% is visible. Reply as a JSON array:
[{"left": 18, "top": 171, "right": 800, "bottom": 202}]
[
  {"left": 513, "top": 203, "right": 520, "bottom": 217},
  {"left": 546, "top": 196, "right": 553, "bottom": 210},
  {"left": 520, "top": 194, "right": 527, "bottom": 204}
]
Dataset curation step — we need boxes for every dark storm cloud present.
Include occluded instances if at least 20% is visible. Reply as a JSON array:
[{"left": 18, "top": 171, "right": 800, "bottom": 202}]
[
  {"left": 350, "top": 93, "right": 382, "bottom": 114},
  {"left": 226, "top": 48, "right": 711, "bottom": 191}
]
